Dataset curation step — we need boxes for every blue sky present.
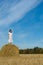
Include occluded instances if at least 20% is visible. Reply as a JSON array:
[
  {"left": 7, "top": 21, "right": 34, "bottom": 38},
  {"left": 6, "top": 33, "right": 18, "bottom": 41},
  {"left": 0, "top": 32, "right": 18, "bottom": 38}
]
[{"left": 0, "top": 0, "right": 43, "bottom": 49}]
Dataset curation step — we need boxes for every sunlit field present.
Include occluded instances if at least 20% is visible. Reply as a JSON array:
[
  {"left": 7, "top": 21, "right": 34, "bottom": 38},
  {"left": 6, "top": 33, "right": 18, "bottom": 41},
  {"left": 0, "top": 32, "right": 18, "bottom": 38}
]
[{"left": 0, "top": 54, "right": 43, "bottom": 65}]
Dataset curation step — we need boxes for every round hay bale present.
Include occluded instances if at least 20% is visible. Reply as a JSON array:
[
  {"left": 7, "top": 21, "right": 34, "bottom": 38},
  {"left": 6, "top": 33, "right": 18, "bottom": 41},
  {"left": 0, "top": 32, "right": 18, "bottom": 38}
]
[{"left": 1, "top": 43, "right": 19, "bottom": 57}]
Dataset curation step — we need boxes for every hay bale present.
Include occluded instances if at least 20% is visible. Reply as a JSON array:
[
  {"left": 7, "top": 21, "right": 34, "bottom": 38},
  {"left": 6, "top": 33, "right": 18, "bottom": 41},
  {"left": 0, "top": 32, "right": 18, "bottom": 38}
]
[{"left": 1, "top": 43, "right": 19, "bottom": 57}]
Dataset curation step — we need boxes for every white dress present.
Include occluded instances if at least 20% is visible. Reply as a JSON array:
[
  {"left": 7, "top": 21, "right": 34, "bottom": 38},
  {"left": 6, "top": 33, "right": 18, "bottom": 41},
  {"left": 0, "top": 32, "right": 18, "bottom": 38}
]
[{"left": 8, "top": 32, "right": 13, "bottom": 43}]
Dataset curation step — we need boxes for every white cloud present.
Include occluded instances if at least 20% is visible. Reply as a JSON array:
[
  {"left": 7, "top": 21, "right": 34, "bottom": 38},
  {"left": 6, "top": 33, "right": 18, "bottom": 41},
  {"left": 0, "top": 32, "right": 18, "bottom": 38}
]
[{"left": 0, "top": 0, "right": 42, "bottom": 26}]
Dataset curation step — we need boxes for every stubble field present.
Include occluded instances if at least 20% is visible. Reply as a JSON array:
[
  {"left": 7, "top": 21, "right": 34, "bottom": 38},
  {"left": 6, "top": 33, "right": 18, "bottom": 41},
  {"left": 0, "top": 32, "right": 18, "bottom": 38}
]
[{"left": 0, "top": 54, "right": 43, "bottom": 65}]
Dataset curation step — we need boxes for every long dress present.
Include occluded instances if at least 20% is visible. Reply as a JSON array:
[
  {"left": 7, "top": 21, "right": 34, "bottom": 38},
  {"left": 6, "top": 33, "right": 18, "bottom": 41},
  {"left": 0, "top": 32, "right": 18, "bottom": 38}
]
[{"left": 8, "top": 32, "right": 13, "bottom": 43}]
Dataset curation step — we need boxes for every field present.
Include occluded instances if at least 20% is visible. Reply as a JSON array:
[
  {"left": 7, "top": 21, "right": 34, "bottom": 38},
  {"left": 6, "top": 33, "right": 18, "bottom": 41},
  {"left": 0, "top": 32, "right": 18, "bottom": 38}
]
[{"left": 0, "top": 54, "right": 43, "bottom": 65}]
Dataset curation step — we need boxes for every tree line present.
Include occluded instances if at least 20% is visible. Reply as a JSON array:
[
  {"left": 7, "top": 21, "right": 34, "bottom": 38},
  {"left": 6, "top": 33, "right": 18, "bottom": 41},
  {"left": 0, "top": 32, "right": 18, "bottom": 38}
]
[{"left": 19, "top": 47, "right": 43, "bottom": 54}]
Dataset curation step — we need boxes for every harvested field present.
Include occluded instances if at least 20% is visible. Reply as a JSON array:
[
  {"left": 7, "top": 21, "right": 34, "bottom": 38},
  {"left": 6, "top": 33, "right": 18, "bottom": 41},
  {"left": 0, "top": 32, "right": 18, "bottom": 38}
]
[{"left": 0, "top": 54, "right": 43, "bottom": 65}]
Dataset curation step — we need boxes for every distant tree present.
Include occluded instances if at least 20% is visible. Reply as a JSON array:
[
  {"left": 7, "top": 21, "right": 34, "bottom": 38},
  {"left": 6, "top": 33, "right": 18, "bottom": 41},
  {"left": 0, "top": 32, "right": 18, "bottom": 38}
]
[
  {"left": 19, "top": 47, "right": 43, "bottom": 54},
  {"left": 33, "top": 47, "right": 43, "bottom": 54}
]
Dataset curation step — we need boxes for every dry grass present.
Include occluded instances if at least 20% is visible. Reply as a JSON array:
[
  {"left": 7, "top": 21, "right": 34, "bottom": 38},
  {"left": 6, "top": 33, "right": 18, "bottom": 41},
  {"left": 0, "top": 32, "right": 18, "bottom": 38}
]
[
  {"left": 0, "top": 54, "right": 43, "bottom": 65},
  {"left": 0, "top": 43, "right": 19, "bottom": 56}
]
